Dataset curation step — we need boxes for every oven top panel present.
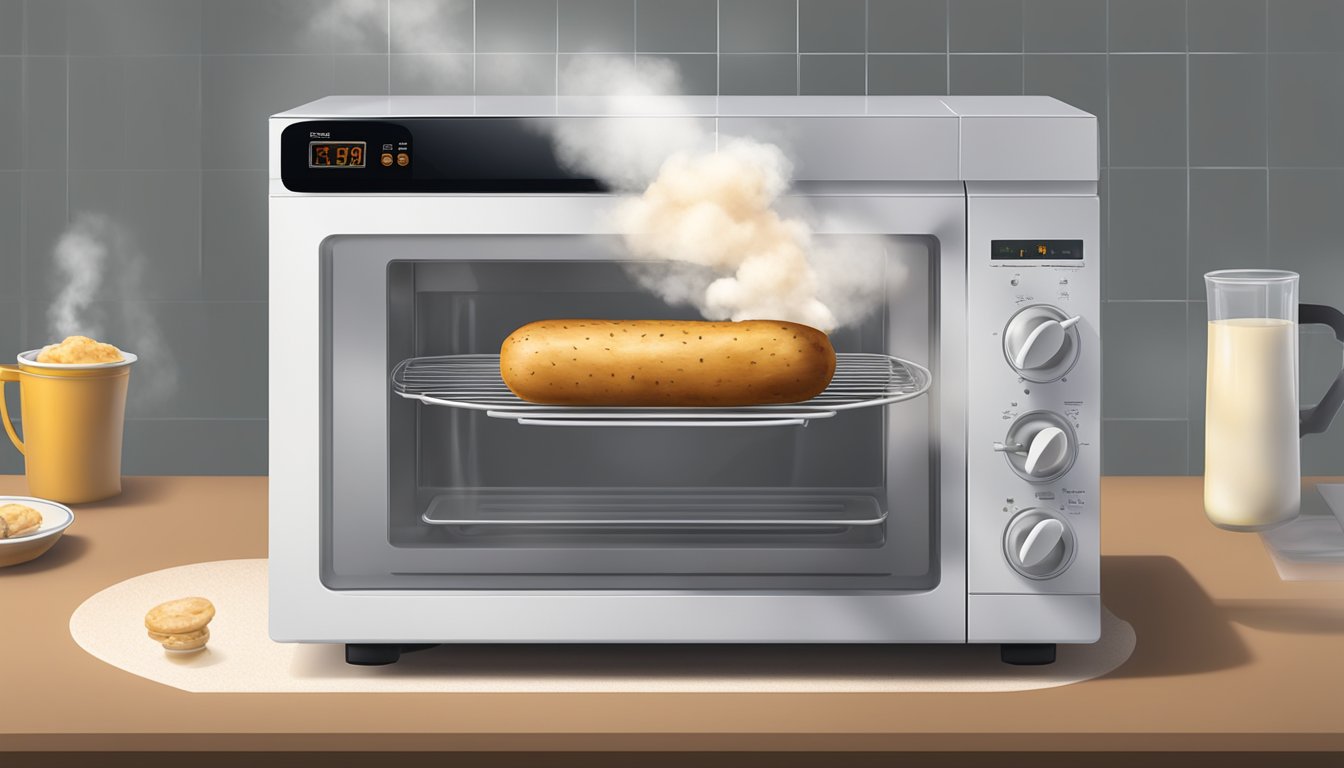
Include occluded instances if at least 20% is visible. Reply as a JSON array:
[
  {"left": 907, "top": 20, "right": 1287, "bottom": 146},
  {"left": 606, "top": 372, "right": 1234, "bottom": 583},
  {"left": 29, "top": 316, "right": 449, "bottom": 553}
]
[{"left": 273, "top": 96, "right": 1098, "bottom": 190}]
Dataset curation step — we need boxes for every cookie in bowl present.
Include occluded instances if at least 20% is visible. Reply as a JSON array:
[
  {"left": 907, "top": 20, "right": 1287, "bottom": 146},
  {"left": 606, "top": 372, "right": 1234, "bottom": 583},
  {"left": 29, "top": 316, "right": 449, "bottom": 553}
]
[{"left": 0, "top": 497, "right": 75, "bottom": 568}]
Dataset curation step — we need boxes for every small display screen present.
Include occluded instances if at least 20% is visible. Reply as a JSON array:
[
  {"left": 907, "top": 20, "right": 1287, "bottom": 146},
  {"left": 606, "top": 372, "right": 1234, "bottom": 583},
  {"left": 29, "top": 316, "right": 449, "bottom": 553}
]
[
  {"left": 309, "top": 141, "right": 366, "bottom": 168},
  {"left": 992, "top": 240, "right": 1083, "bottom": 261}
]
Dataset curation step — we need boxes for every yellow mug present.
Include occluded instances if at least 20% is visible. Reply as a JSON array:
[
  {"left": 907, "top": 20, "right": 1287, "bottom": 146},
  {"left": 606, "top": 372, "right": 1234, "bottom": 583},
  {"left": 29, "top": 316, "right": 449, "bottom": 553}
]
[{"left": 0, "top": 350, "right": 136, "bottom": 504}]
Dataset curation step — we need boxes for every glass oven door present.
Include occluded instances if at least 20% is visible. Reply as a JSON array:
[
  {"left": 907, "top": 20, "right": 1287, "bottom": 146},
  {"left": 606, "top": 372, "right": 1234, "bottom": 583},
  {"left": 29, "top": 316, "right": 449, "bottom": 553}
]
[{"left": 322, "top": 234, "right": 939, "bottom": 590}]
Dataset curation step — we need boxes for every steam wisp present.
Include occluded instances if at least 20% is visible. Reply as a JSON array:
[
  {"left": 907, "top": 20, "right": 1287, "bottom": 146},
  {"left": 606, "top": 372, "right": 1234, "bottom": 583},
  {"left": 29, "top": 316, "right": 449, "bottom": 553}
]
[
  {"left": 48, "top": 213, "right": 177, "bottom": 406},
  {"left": 547, "top": 57, "right": 886, "bottom": 333}
]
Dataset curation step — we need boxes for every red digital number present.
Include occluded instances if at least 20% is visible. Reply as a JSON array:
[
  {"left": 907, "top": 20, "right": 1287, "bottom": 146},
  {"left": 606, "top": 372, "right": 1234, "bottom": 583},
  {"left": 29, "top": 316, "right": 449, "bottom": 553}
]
[
  {"left": 335, "top": 145, "right": 349, "bottom": 165},
  {"left": 314, "top": 145, "right": 330, "bottom": 165},
  {"left": 350, "top": 145, "right": 363, "bottom": 166}
]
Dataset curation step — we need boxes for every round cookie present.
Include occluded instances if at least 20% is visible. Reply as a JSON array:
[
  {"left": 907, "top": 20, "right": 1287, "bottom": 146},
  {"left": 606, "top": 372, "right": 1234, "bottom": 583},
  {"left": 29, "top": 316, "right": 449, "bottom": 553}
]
[
  {"left": 150, "top": 626, "right": 210, "bottom": 651},
  {"left": 144, "top": 597, "right": 215, "bottom": 635}
]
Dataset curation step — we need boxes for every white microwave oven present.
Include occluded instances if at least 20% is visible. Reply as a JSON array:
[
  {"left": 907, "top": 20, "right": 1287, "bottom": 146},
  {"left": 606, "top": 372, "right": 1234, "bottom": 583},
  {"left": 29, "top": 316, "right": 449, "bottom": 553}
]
[{"left": 268, "top": 95, "right": 1100, "bottom": 666}]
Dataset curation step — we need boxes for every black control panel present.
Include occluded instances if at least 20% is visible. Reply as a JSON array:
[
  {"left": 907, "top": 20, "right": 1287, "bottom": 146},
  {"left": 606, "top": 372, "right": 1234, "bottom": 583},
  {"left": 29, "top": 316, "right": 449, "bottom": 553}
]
[
  {"left": 280, "top": 119, "right": 606, "bottom": 193},
  {"left": 991, "top": 239, "right": 1084, "bottom": 261}
]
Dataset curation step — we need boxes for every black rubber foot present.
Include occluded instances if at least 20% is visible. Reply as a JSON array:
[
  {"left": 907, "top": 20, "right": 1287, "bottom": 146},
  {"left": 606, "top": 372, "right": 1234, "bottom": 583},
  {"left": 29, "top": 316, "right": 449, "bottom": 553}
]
[
  {"left": 345, "top": 643, "right": 439, "bottom": 666},
  {"left": 1000, "top": 643, "right": 1057, "bottom": 665}
]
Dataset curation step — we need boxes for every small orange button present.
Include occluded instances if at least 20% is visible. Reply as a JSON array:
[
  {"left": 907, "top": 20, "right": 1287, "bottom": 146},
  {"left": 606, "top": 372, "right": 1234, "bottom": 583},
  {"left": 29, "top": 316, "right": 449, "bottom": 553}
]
[
  {"left": 380, "top": 152, "right": 393, "bottom": 167},
  {"left": 396, "top": 152, "right": 410, "bottom": 167}
]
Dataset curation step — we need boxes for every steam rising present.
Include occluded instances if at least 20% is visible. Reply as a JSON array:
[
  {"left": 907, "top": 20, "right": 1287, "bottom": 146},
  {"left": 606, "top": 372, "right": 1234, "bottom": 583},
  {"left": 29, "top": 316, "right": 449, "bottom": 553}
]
[
  {"left": 48, "top": 214, "right": 177, "bottom": 406},
  {"left": 308, "top": 0, "right": 472, "bottom": 85},
  {"left": 549, "top": 57, "right": 886, "bottom": 332}
]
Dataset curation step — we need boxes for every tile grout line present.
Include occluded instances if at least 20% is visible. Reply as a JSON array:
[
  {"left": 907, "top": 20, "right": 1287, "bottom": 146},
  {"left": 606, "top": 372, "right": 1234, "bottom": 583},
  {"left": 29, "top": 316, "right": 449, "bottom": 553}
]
[
  {"left": 864, "top": 0, "right": 868, "bottom": 96},
  {"left": 945, "top": 0, "right": 950, "bottom": 93}
]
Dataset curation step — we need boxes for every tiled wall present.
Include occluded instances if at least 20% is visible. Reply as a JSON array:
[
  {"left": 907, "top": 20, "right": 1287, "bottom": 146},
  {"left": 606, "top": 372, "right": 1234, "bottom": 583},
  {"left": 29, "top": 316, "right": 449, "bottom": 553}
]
[{"left": 0, "top": 0, "right": 1342, "bottom": 475}]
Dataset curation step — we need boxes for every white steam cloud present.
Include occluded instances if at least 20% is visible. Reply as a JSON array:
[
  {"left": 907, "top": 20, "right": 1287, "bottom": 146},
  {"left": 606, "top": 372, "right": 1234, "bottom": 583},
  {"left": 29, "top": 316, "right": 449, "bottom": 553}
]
[
  {"left": 548, "top": 57, "right": 886, "bottom": 333},
  {"left": 48, "top": 213, "right": 177, "bottom": 407}
]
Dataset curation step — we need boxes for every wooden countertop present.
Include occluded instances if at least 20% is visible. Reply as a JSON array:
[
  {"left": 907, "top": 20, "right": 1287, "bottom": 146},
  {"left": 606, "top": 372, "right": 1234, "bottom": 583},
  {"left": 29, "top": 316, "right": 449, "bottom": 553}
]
[{"left": 2, "top": 475, "right": 1343, "bottom": 755}]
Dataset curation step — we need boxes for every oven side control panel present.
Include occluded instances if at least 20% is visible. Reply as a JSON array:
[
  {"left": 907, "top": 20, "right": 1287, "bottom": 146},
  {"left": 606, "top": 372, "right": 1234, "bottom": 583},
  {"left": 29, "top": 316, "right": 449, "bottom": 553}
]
[{"left": 965, "top": 191, "right": 1100, "bottom": 598}]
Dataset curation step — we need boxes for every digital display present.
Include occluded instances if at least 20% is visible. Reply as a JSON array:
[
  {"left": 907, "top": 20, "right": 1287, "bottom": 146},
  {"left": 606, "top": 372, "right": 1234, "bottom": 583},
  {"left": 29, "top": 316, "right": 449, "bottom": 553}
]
[
  {"left": 309, "top": 141, "right": 366, "bottom": 168},
  {"left": 992, "top": 240, "right": 1083, "bottom": 261}
]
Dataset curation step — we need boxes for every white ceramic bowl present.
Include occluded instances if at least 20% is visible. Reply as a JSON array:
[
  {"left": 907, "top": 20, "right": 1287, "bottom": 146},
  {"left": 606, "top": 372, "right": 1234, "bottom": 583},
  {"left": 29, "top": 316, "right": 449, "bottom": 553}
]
[{"left": 0, "top": 496, "right": 75, "bottom": 567}]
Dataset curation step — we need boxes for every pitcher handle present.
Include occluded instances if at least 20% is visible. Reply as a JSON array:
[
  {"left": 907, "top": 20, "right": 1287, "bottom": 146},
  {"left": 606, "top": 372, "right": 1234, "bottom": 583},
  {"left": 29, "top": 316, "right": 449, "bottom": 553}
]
[
  {"left": 1300, "top": 304, "right": 1344, "bottom": 437},
  {"left": 0, "top": 365, "right": 23, "bottom": 455}
]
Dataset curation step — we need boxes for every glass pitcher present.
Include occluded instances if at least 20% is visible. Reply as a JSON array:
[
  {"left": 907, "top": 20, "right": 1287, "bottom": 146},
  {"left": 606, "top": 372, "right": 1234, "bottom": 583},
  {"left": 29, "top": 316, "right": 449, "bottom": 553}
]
[{"left": 1204, "top": 270, "right": 1344, "bottom": 531}]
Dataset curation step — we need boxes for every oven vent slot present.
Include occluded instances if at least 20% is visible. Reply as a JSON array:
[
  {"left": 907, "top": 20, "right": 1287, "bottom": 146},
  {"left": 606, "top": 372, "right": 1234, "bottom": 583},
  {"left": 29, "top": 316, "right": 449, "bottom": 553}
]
[{"left": 391, "top": 352, "right": 931, "bottom": 427}]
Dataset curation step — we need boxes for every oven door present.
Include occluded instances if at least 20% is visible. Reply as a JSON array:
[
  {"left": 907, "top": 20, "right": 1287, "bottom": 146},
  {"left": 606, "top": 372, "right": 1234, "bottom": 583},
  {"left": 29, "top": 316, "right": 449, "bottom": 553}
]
[{"left": 271, "top": 189, "right": 967, "bottom": 641}]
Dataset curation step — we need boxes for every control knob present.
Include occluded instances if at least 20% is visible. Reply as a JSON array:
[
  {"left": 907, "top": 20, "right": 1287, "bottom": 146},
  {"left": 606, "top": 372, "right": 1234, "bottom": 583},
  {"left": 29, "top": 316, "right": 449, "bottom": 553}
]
[
  {"left": 1004, "top": 509, "right": 1076, "bottom": 579},
  {"left": 994, "top": 410, "right": 1078, "bottom": 483},
  {"left": 1003, "top": 305, "right": 1081, "bottom": 381}
]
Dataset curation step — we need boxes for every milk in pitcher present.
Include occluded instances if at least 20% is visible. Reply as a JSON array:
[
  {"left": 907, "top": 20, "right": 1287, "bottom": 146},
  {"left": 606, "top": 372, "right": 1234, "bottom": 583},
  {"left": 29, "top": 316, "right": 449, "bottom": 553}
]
[{"left": 1204, "top": 318, "right": 1301, "bottom": 529}]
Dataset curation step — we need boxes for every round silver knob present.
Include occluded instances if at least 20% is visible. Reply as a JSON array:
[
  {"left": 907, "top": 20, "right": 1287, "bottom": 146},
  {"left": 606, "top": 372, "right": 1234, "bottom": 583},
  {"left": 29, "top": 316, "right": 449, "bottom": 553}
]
[
  {"left": 993, "top": 410, "right": 1078, "bottom": 483},
  {"left": 1003, "top": 305, "right": 1081, "bottom": 382},
  {"left": 1004, "top": 508, "right": 1075, "bottom": 579}
]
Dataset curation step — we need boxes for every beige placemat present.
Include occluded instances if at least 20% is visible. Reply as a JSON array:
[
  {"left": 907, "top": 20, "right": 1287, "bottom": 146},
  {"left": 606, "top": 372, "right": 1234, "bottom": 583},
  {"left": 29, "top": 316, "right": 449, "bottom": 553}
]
[{"left": 70, "top": 559, "right": 1134, "bottom": 693}]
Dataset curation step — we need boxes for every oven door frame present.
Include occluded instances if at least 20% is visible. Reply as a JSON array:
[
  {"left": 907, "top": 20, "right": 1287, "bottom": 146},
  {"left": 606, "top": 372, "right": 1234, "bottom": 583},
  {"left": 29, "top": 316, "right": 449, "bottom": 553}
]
[{"left": 269, "top": 182, "right": 968, "bottom": 643}]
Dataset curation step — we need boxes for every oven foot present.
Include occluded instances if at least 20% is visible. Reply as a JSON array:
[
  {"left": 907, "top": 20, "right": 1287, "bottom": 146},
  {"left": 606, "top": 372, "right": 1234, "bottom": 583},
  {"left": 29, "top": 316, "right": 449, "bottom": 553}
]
[
  {"left": 345, "top": 643, "right": 439, "bottom": 666},
  {"left": 999, "top": 643, "right": 1056, "bottom": 665}
]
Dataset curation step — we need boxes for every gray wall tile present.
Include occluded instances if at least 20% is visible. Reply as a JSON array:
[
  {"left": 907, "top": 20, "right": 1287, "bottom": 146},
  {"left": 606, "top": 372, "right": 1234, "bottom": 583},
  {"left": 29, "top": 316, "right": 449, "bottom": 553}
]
[
  {"left": 1103, "top": 420, "right": 1189, "bottom": 475},
  {"left": 0, "top": 173, "right": 17, "bottom": 300},
  {"left": 1023, "top": 0, "right": 1105, "bottom": 53},
  {"left": 19, "top": 172, "right": 64, "bottom": 299},
  {"left": 949, "top": 0, "right": 1021, "bottom": 53},
  {"left": 125, "top": 57, "right": 202, "bottom": 171},
  {"left": 1108, "top": 54, "right": 1186, "bottom": 166},
  {"left": 636, "top": 0, "right": 717, "bottom": 52},
  {"left": 0, "top": 59, "right": 21, "bottom": 169},
  {"left": 1300, "top": 325, "right": 1344, "bottom": 474},
  {"left": 68, "top": 57, "right": 126, "bottom": 171},
  {"left": 636, "top": 54, "right": 717, "bottom": 94},
  {"left": 867, "top": 54, "right": 947, "bottom": 95},
  {"left": 335, "top": 53, "right": 391, "bottom": 94},
  {"left": 799, "top": 0, "right": 865, "bottom": 53},
  {"left": 1024, "top": 54, "right": 1107, "bottom": 159},
  {"left": 719, "top": 53, "right": 796, "bottom": 95},
  {"left": 477, "top": 0, "right": 557, "bottom": 53},
  {"left": 22, "top": 0, "right": 67, "bottom": 54},
  {"left": 202, "top": 55, "right": 333, "bottom": 170},
  {"left": 1189, "top": 54, "right": 1266, "bottom": 168},
  {"left": 65, "top": 171, "right": 203, "bottom": 302},
  {"left": 390, "top": 53, "right": 473, "bottom": 94},
  {"left": 1268, "top": 170, "right": 1344, "bottom": 306},
  {"left": 1189, "top": 0, "right": 1266, "bottom": 52},
  {"left": 67, "top": 0, "right": 202, "bottom": 55},
  {"left": 1269, "top": 0, "right": 1344, "bottom": 52},
  {"left": 1302, "top": 420, "right": 1344, "bottom": 475},
  {"left": 121, "top": 419, "right": 268, "bottom": 475},
  {"left": 1188, "top": 169, "right": 1267, "bottom": 299},
  {"left": 559, "top": 0, "right": 635, "bottom": 52},
  {"left": 475, "top": 53, "right": 557, "bottom": 95},
  {"left": 720, "top": 0, "right": 796, "bottom": 53},
  {"left": 22, "top": 56, "right": 66, "bottom": 170},
  {"left": 1106, "top": 169, "right": 1186, "bottom": 300},
  {"left": 558, "top": 53, "right": 635, "bottom": 93},
  {"left": 202, "top": 170, "right": 267, "bottom": 301},
  {"left": 0, "top": 0, "right": 21, "bottom": 54},
  {"left": 1109, "top": 0, "right": 1186, "bottom": 52},
  {"left": 204, "top": 0, "right": 332, "bottom": 55},
  {"left": 800, "top": 54, "right": 865, "bottom": 95},
  {"left": 390, "top": 0, "right": 472, "bottom": 53},
  {"left": 1268, "top": 54, "right": 1344, "bottom": 167},
  {"left": 1103, "top": 301, "right": 1189, "bottom": 419},
  {"left": 869, "top": 0, "right": 947, "bottom": 53},
  {"left": 949, "top": 54, "right": 1022, "bottom": 94}
]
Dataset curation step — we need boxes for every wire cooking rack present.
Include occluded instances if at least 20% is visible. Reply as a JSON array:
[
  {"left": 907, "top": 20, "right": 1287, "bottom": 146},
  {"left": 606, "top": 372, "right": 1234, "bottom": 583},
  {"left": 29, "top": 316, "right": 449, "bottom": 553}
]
[{"left": 391, "top": 352, "right": 931, "bottom": 427}]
